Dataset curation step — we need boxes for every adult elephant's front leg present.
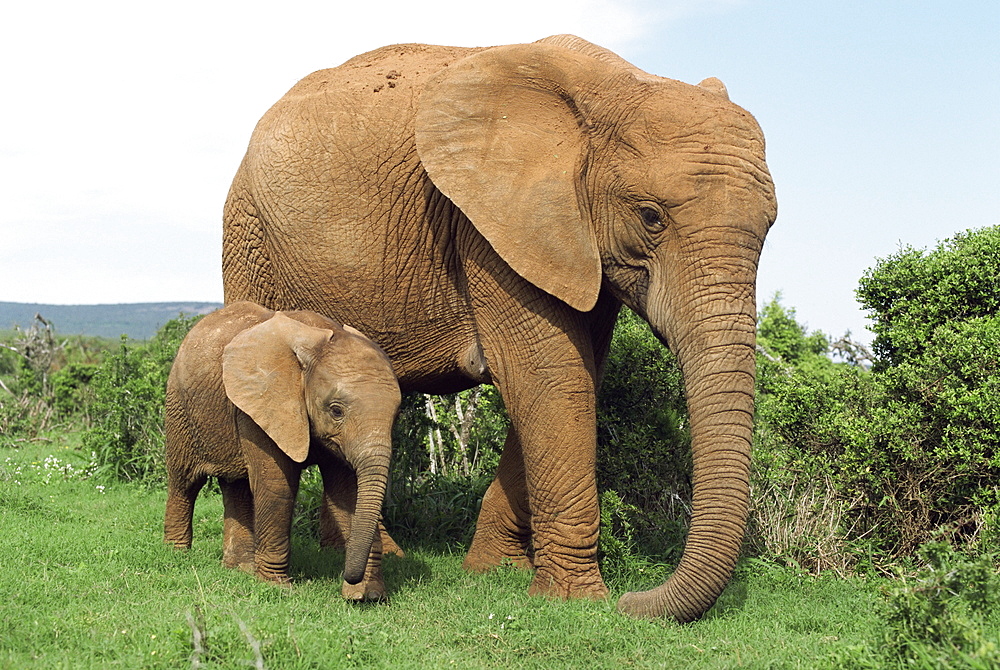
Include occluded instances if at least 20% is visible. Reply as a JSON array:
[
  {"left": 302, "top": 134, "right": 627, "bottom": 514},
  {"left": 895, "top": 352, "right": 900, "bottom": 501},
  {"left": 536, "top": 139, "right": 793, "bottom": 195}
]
[
  {"left": 461, "top": 249, "right": 608, "bottom": 599},
  {"left": 487, "top": 341, "right": 607, "bottom": 599}
]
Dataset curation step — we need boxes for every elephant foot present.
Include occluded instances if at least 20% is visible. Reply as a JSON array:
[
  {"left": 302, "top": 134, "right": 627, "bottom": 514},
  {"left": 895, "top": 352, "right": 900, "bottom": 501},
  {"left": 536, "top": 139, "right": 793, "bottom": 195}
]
[
  {"left": 463, "top": 512, "right": 533, "bottom": 572},
  {"left": 255, "top": 567, "right": 294, "bottom": 587},
  {"left": 222, "top": 534, "right": 254, "bottom": 570},
  {"left": 164, "top": 537, "right": 192, "bottom": 550},
  {"left": 462, "top": 543, "right": 533, "bottom": 573},
  {"left": 222, "top": 550, "right": 255, "bottom": 571},
  {"left": 232, "top": 561, "right": 255, "bottom": 575},
  {"left": 341, "top": 577, "right": 387, "bottom": 602},
  {"left": 527, "top": 567, "right": 608, "bottom": 601}
]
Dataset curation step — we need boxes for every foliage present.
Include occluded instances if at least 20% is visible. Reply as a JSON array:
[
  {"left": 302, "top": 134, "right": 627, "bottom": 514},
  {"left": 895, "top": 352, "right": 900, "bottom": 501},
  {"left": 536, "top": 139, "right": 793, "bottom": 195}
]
[
  {"left": 858, "top": 226, "right": 1000, "bottom": 369},
  {"left": 383, "top": 471, "right": 494, "bottom": 550},
  {"left": 753, "top": 229, "right": 1000, "bottom": 566},
  {"left": 0, "top": 316, "right": 62, "bottom": 440},
  {"left": 50, "top": 362, "right": 100, "bottom": 419},
  {"left": 0, "top": 316, "right": 118, "bottom": 443},
  {"left": 83, "top": 315, "right": 200, "bottom": 483},
  {"left": 379, "top": 387, "right": 506, "bottom": 548},
  {"left": 752, "top": 296, "right": 866, "bottom": 570},
  {"left": 597, "top": 489, "right": 670, "bottom": 586},
  {"left": 880, "top": 541, "right": 1000, "bottom": 668},
  {"left": 757, "top": 293, "right": 838, "bottom": 379},
  {"left": 597, "top": 307, "right": 691, "bottom": 562}
]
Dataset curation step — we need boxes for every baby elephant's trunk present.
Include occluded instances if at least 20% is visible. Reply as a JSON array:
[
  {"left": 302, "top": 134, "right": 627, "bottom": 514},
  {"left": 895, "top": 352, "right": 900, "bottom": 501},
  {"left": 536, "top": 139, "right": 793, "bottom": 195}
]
[{"left": 343, "top": 447, "right": 390, "bottom": 585}]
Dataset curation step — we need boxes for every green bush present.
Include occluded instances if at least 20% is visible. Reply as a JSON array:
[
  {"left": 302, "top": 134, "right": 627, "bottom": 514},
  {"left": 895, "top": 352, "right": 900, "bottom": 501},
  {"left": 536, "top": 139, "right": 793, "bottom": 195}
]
[
  {"left": 383, "top": 387, "right": 506, "bottom": 548},
  {"left": 0, "top": 320, "right": 118, "bottom": 442},
  {"left": 0, "top": 319, "right": 61, "bottom": 441},
  {"left": 753, "top": 228, "right": 1000, "bottom": 564},
  {"left": 50, "top": 362, "right": 99, "bottom": 419},
  {"left": 83, "top": 316, "right": 200, "bottom": 484},
  {"left": 752, "top": 298, "right": 870, "bottom": 570},
  {"left": 859, "top": 226, "right": 1000, "bottom": 370},
  {"left": 596, "top": 307, "right": 690, "bottom": 562},
  {"left": 881, "top": 541, "right": 1000, "bottom": 668},
  {"left": 757, "top": 294, "right": 838, "bottom": 380}
]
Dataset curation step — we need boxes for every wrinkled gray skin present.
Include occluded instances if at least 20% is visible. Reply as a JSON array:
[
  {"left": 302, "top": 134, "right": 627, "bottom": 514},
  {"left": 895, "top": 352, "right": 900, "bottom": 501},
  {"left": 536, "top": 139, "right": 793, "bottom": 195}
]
[
  {"left": 222, "top": 35, "right": 777, "bottom": 620},
  {"left": 164, "top": 302, "right": 402, "bottom": 600}
]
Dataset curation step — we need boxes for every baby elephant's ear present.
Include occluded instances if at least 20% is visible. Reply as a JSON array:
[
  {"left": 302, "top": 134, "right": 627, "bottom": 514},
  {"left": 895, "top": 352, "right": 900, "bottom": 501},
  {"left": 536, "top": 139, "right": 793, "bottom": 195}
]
[{"left": 222, "top": 313, "right": 333, "bottom": 463}]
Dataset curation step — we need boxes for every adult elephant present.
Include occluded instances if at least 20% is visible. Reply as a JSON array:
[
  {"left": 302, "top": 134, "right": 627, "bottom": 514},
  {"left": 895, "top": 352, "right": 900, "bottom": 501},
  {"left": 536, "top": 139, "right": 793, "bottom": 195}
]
[{"left": 222, "top": 34, "right": 777, "bottom": 621}]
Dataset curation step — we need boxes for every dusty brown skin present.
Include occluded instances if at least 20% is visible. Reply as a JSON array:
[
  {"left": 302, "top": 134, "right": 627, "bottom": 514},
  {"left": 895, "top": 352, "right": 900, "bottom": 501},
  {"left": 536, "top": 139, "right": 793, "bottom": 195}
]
[
  {"left": 223, "top": 35, "right": 777, "bottom": 620},
  {"left": 164, "top": 302, "right": 402, "bottom": 600}
]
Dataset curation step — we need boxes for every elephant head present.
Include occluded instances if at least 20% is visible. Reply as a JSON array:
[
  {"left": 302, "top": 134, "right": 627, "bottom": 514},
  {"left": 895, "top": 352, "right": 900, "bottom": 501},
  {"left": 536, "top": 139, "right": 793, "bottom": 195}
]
[
  {"left": 416, "top": 38, "right": 776, "bottom": 620},
  {"left": 221, "top": 313, "right": 401, "bottom": 585}
]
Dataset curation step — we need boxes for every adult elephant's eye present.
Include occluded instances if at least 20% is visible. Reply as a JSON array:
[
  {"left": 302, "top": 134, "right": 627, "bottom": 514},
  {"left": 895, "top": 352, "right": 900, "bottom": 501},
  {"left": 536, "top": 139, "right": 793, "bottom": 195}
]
[
  {"left": 639, "top": 205, "right": 666, "bottom": 232},
  {"left": 328, "top": 402, "right": 346, "bottom": 420}
]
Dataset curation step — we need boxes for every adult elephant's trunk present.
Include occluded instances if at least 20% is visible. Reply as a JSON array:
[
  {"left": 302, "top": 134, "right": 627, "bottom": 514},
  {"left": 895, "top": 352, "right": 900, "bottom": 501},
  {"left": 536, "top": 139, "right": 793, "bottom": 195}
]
[
  {"left": 342, "top": 446, "right": 390, "bottom": 585},
  {"left": 617, "top": 290, "right": 757, "bottom": 622}
]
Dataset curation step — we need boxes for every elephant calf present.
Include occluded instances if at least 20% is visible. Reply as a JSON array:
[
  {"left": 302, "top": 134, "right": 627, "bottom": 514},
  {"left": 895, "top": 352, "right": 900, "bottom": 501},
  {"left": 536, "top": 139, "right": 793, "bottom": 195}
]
[{"left": 163, "top": 301, "right": 402, "bottom": 600}]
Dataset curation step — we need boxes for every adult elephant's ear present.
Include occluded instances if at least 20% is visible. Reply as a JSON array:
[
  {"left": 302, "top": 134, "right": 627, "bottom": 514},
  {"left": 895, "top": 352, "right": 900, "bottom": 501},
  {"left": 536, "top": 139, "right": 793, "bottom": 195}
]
[
  {"left": 415, "top": 43, "right": 625, "bottom": 313},
  {"left": 222, "top": 313, "right": 333, "bottom": 463}
]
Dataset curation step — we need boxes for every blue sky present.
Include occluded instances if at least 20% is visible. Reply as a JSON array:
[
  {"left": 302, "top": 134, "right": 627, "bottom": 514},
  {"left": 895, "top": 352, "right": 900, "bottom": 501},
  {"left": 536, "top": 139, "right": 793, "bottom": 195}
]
[{"left": 1, "top": 0, "right": 997, "bottom": 344}]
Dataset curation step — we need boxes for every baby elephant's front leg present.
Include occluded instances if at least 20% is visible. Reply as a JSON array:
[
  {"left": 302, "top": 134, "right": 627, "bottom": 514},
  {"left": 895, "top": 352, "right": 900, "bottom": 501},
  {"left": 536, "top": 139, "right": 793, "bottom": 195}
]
[{"left": 341, "top": 534, "right": 386, "bottom": 601}]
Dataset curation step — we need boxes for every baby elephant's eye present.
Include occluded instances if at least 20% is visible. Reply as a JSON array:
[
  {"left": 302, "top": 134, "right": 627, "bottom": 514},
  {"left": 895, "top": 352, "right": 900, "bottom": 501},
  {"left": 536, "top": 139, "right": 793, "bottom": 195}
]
[{"left": 328, "top": 402, "right": 346, "bottom": 420}]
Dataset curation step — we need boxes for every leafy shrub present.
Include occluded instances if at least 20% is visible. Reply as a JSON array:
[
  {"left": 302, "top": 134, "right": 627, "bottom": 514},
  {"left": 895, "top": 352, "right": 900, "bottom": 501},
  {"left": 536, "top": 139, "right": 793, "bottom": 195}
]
[
  {"left": 757, "top": 294, "right": 839, "bottom": 379},
  {"left": 383, "top": 472, "right": 493, "bottom": 550},
  {"left": 0, "top": 392, "right": 55, "bottom": 445},
  {"left": 0, "top": 316, "right": 63, "bottom": 440},
  {"left": 752, "top": 303, "right": 872, "bottom": 570},
  {"left": 881, "top": 542, "right": 1000, "bottom": 668},
  {"left": 0, "top": 319, "right": 118, "bottom": 443},
  {"left": 83, "top": 315, "right": 200, "bottom": 483},
  {"left": 859, "top": 227, "right": 1000, "bottom": 369},
  {"left": 383, "top": 387, "right": 506, "bottom": 548},
  {"left": 597, "top": 489, "right": 670, "bottom": 587},
  {"left": 596, "top": 307, "right": 690, "bottom": 561},
  {"left": 50, "top": 362, "right": 99, "bottom": 420},
  {"left": 753, "top": 229, "right": 1000, "bottom": 564}
]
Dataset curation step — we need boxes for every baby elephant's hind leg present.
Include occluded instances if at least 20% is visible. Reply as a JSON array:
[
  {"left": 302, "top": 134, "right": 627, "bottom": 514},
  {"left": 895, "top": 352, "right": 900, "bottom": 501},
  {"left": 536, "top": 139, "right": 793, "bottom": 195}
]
[
  {"left": 164, "top": 474, "right": 207, "bottom": 549},
  {"left": 220, "top": 478, "right": 255, "bottom": 572}
]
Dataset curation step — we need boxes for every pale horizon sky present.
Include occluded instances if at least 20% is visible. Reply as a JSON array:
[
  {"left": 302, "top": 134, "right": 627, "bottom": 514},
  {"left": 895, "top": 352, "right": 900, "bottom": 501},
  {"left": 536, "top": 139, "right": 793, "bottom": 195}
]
[{"left": 2, "top": 1, "right": 997, "bottom": 344}]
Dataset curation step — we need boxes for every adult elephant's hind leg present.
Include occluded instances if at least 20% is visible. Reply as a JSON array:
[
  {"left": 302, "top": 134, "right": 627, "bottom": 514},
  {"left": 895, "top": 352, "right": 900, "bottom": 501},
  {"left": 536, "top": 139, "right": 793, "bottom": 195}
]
[{"left": 463, "top": 429, "right": 533, "bottom": 571}]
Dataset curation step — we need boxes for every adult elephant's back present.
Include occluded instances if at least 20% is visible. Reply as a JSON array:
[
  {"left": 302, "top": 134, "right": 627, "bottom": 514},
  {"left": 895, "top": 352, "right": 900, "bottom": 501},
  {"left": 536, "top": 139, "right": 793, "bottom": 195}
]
[{"left": 223, "top": 43, "right": 490, "bottom": 394}]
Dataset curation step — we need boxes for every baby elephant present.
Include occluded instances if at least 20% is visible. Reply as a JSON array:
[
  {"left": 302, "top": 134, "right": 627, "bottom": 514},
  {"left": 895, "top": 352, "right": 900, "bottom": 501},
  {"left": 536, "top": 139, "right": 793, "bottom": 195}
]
[{"left": 163, "top": 301, "right": 402, "bottom": 600}]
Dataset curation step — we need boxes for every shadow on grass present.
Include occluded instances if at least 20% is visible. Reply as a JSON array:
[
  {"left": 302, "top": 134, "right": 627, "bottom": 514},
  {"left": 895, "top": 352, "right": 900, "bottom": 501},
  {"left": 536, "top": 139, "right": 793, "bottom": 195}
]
[
  {"left": 288, "top": 539, "right": 434, "bottom": 598},
  {"left": 702, "top": 572, "right": 750, "bottom": 619}
]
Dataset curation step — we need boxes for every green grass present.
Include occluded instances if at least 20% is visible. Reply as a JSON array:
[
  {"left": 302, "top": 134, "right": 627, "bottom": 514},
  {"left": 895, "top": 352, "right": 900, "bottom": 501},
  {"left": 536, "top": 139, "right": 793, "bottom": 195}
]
[{"left": 0, "top": 440, "right": 994, "bottom": 669}]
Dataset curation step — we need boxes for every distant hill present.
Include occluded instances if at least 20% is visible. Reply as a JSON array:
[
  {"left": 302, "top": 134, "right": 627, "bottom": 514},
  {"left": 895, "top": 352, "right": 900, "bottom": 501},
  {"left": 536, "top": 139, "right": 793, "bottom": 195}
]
[{"left": 0, "top": 302, "right": 222, "bottom": 340}]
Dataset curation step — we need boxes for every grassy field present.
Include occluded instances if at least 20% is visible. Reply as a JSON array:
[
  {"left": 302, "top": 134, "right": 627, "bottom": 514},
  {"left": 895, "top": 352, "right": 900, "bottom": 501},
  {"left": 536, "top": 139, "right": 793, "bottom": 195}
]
[{"left": 1, "top": 440, "right": 995, "bottom": 669}]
